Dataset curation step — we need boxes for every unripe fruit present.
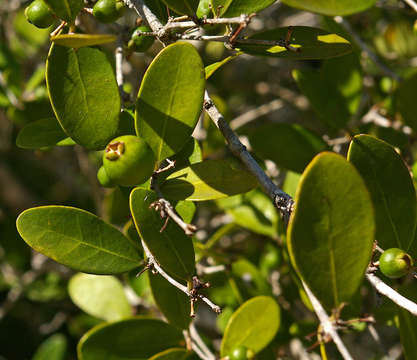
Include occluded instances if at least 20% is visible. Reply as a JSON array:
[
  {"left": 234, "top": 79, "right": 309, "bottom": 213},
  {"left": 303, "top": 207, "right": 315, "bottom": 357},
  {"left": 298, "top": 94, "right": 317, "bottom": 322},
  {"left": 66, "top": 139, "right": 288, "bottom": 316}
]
[
  {"left": 230, "top": 346, "right": 248, "bottom": 360},
  {"left": 25, "top": 0, "right": 55, "bottom": 29},
  {"left": 97, "top": 166, "right": 115, "bottom": 188},
  {"left": 128, "top": 26, "right": 154, "bottom": 53},
  {"left": 379, "top": 248, "right": 414, "bottom": 279},
  {"left": 93, "top": 0, "right": 126, "bottom": 23},
  {"left": 103, "top": 135, "right": 155, "bottom": 187}
]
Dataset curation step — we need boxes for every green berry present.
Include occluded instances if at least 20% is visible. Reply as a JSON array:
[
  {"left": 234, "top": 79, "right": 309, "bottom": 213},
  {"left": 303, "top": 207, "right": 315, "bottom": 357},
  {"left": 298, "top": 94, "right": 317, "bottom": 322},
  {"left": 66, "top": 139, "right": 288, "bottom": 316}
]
[
  {"left": 25, "top": 0, "right": 55, "bottom": 29},
  {"left": 128, "top": 26, "right": 155, "bottom": 53},
  {"left": 93, "top": 0, "right": 126, "bottom": 23},
  {"left": 379, "top": 248, "right": 414, "bottom": 279},
  {"left": 230, "top": 346, "right": 248, "bottom": 360},
  {"left": 103, "top": 135, "right": 155, "bottom": 187},
  {"left": 97, "top": 166, "right": 115, "bottom": 188}
]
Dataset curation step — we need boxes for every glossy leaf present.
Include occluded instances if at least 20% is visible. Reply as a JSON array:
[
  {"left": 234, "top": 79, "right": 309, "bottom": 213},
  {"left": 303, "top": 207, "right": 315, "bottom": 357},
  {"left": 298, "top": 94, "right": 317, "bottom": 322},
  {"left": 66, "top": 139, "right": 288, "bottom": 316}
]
[
  {"left": 249, "top": 123, "right": 328, "bottom": 173},
  {"left": 44, "top": 0, "right": 84, "bottom": 22},
  {"left": 396, "top": 72, "right": 417, "bottom": 132},
  {"left": 149, "top": 348, "right": 189, "bottom": 360},
  {"left": 293, "top": 53, "right": 362, "bottom": 130},
  {"left": 217, "top": 189, "right": 279, "bottom": 237},
  {"left": 161, "top": 0, "right": 199, "bottom": 15},
  {"left": 221, "top": 296, "right": 280, "bottom": 356},
  {"left": 136, "top": 42, "right": 205, "bottom": 164},
  {"left": 130, "top": 188, "right": 195, "bottom": 280},
  {"left": 78, "top": 318, "right": 184, "bottom": 360},
  {"left": 348, "top": 135, "right": 417, "bottom": 255},
  {"left": 175, "top": 201, "right": 196, "bottom": 224},
  {"left": 68, "top": 273, "right": 132, "bottom": 321},
  {"left": 237, "top": 27, "right": 352, "bottom": 60},
  {"left": 211, "top": 0, "right": 275, "bottom": 17},
  {"left": 205, "top": 53, "right": 242, "bottom": 79},
  {"left": 46, "top": 44, "right": 120, "bottom": 150},
  {"left": 160, "top": 159, "right": 257, "bottom": 201},
  {"left": 287, "top": 152, "right": 375, "bottom": 310},
  {"left": 148, "top": 273, "right": 191, "bottom": 329},
  {"left": 17, "top": 206, "right": 141, "bottom": 274},
  {"left": 51, "top": 34, "right": 117, "bottom": 48},
  {"left": 281, "top": 0, "right": 376, "bottom": 16},
  {"left": 16, "top": 117, "right": 74, "bottom": 149},
  {"left": 33, "top": 334, "right": 67, "bottom": 360}
]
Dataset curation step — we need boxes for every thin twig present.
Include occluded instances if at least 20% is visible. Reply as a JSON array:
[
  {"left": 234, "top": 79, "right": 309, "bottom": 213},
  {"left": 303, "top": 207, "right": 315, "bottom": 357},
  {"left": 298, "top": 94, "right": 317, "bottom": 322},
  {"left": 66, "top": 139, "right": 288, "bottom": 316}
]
[
  {"left": 189, "top": 323, "right": 216, "bottom": 360},
  {"left": 333, "top": 16, "right": 401, "bottom": 82},
  {"left": 115, "top": 40, "right": 125, "bottom": 107},
  {"left": 366, "top": 272, "right": 417, "bottom": 316},
  {"left": 141, "top": 241, "right": 221, "bottom": 314},
  {"left": 403, "top": 0, "right": 417, "bottom": 12},
  {"left": 302, "top": 281, "right": 354, "bottom": 360}
]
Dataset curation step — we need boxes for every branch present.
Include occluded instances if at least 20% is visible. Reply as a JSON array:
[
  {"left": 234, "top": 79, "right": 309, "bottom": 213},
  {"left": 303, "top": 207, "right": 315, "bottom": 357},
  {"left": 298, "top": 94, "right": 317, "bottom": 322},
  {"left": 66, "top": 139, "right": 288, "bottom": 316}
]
[
  {"left": 203, "top": 90, "right": 294, "bottom": 222},
  {"left": 189, "top": 323, "right": 216, "bottom": 360},
  {"left": 333, "top": 16, "right": 401, "bottom": 82},
  {"left": 366, "top": 272, "right": 417, "bottom": 316},
  {"left": 302, "top": 281, "right": 354, "bottom": 360},
  {"left": 141, "top": 240, "right": 222, "bottom": 314},
  {"left": 403, "top": 0, "right": 417, "bottom": 12}
]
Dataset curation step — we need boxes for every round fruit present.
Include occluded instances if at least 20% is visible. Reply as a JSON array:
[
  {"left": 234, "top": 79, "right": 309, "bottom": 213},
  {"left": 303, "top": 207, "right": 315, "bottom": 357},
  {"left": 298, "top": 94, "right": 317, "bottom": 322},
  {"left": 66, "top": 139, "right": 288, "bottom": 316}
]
[
  {"left": 379, "top": 248, "right": 414, "bottom": 279},
  {"left": 97, "top": 166, "right": 115, "bottom": 188},
  {"left": 92, "top": 0, "right": 126, "bottom": 23},
  {"left": 230, "top": 346, "right": 248, "bottom": 360},
  {"left": 103, "top": 135, "right": 155, "bottom": 187},
  {"left": 25, "top": 0, "right": 55, "bottom": 29},
  {"left": 128, "top": 26, "right": 154, "bottom": 53}
]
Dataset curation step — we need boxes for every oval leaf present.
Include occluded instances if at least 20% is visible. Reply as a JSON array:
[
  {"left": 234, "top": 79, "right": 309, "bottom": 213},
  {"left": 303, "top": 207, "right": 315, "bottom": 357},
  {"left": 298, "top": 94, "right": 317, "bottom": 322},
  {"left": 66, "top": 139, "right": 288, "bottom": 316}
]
[
  {"left": 249, "top": 123, "right": 328, "bottom": 173},
  {"left": 236, "top": 26, "right": 352, "bottom": 60},
  {"left": 51, "top": 34, "right": 117, "bottom": 48},
  {"left": 68, "top": 273, "right": 132, "bottom": 321},
  {"left": 46, "top": 44, "right": 120, "bottom": 150},
  {"left": 205, "top": 53, "right": 242, "bottom": 79},
  {"left": 348, "top": 135, "right": 417, "bottom": 255},
  {"left": 281, "top": 0, "right": 376, "bottom": 16},
  {"left": 149, "top": 348, "right": 189, "bottom": 360},
  {"left": 78, "top": 318, "right": 184, "bottom": 360},
  {"left": 16, "top": 206, "right": 141, "bottom": 274},
  {"left": 148, "top": 273, "right": 191, "bottom": 329},
  {"left": 130, "top": 188, "right": 195, "bottom": 280},
  {"left": 211, "top": 0, "right": 275, "bottom": 17},
  {"left": 16, "top": 117, "right": 74, "bottom": 149},
  {"left": 44, "top": 0, "right": 84, "bottom": 22},
  {"left": 135, "top": 42, "right": 205, "bottom": 164},
  {"left": 220, "top": 296, "right": 280, "bottom": 356},
  {"left": 160, "top": 159, "right": 257, "bottom": 201},
  {"left": 161, "top": 0, "right": 199, "bottom": 15},
  {"left": 287, "top": 152, "right": 375, "bottom": 310},
  {"left": 33, "top": 334, "right": 67, "bottom": 360}
]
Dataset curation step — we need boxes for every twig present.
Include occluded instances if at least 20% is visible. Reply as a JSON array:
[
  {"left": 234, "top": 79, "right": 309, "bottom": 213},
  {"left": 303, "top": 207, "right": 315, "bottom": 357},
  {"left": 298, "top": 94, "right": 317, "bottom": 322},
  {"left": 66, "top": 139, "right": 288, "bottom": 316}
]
[
  {"left": 189, "top": 323, "right": 216, "bottom": 360},
  {"left": 115, "top": 40, "right": 125, "bottom": 105},
  {"left": 403, "top": 0, "right": 417, "bottom": 12},
  {"left": 333, "top": 16, "right": 401, "bottom": 82},
  {"left": 302, "top": 281, "right": 354, "bottom": 360},
  {"left": 366, "top": 272, "right": 417, "bottom": 316},
  {"left": 141, "top": 241, "right": 222, "bottom": 314},
  {"left": 203, "top": 90, "right": 294, "bottom": 222}
]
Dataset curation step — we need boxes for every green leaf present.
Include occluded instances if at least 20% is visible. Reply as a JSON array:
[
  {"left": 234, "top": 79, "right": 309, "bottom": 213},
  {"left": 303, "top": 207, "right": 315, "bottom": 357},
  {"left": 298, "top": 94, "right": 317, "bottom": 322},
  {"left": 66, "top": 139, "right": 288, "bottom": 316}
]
[
  {"left": 77, "top": 318, "right": 184, "bottom": 360},
  {"left": 44, "top": 0, "right": 84, "bottom": 22},
  {"left": 211, "top": 0, "right": 275, "bottom": 17},
  {"left": 136, "top": 42, "right": 205, "bottom": 164},
  {"left": 293, "top": 53, "right": 362, "bottom": 130},
  {"left": 16, "top": 117, "right": 75, "bottom": 149},
  {"left": 51, "top": 34, "right": 117, "bottom": 48},
  {"left": 130, "top": 188, "right": 195, "bottom": 280},
  {"left": 249, "top": 123, "right": 328, "bottom": 173},
  {"left": 236, "top": 26, "right": 352, "bottom": 60},
  {"left": 221, "top": 296, "right": 280, "bottom": 356},
  {"left": 348, "top": 135, "right": 417, "bottom": 255},
  {"left": 16, "top": 206, "right": 141, "bottom": 274},
  {"left": 161, "top": 0, "right": 199, "bottom": 15},
  {"left": 144, "top": 0, "right": 168, "bottom": 23},
  {"left": 175, "top": 201, "right": 196, "bottom": 224},
  {"left": 46, "top": 44, "right": 120, "bottom": 150},
  {"left": 68, "top": 273, "right": 132, "bottom": 321},
  {"left": 281, "top": 0, "right": 376, "bottom": 16},
  {"left": 149, "top": 348, "right": 189, "bottom": 360},
  {"left": 396, "top": 72, "right": 417, "bottom": 132},
  {"left": 160, "top": 159, "right": 257, "bottom": 201},
  {"left": 287, "top": 152, "right": 375, "bottom": 310},
  {"left": 205, "top": 53, "right": 242, "bottom": 79},
  {"left": 148, "top": 273, "right": 191, "bottom": 329},
  {"left": 33, "top": 334, "right": 67, "bottom": 360},
  {"left": 217, "top": 189, "right": 279, "bottom": 237}
]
